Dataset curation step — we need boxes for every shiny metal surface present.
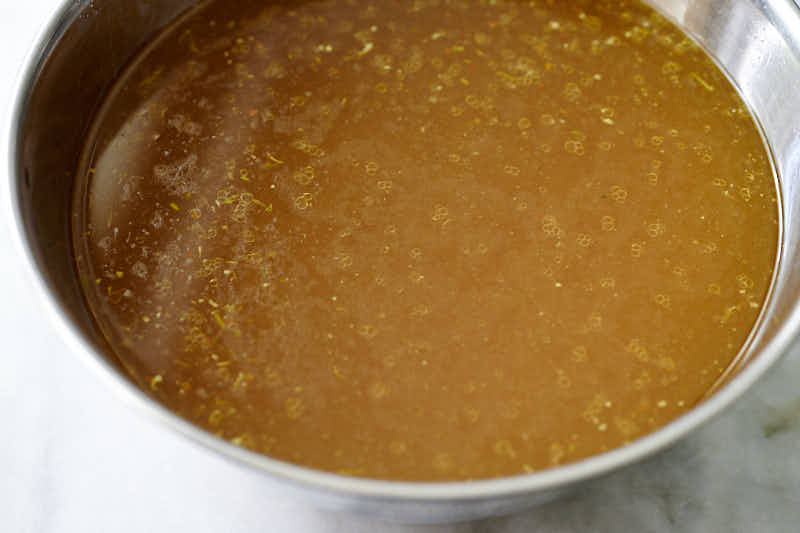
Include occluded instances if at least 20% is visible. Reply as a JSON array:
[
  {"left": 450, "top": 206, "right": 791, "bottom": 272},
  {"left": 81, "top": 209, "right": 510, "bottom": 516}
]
[{"left": 5, "top": 0, "right": 800, "bottom": 523}]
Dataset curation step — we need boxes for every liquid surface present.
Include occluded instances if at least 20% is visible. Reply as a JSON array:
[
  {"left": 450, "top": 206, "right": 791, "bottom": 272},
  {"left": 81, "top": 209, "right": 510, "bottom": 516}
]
[{"left": 73, "top": 0, "right": 779, "bottom": 481}]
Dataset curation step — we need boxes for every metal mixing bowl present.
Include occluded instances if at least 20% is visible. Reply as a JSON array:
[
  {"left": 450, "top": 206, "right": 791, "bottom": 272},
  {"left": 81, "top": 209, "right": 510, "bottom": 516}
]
[{"left": 6, "top": 0, "right": 800, "bottom": 523}]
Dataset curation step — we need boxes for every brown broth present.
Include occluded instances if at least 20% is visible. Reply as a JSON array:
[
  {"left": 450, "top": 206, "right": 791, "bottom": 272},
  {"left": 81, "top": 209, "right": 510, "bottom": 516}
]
[{"left": 72, "top": 0, "right": 779, "bottom": 481}]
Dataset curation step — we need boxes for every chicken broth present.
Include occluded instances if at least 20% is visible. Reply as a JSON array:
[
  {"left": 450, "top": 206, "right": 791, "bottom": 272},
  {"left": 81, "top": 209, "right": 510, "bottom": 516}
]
[{"left": 72, "top": 0, "right": 779, "bottom": 480}]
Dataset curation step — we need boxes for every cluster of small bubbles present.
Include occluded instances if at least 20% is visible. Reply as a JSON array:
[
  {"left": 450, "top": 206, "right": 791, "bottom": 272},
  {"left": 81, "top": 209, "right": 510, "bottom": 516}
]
[
  {"left": 576, "top": 233, "right": 593, "bottom": 247},
  {"left": 450, "top": 105, "right": 464, "bottom": 117},
  {"left": 564, "top": 139, "right": 585, "bottom": 155},
  {"left": 653, "top": 293, "right": 671, "bottom": 308},
  {"left": 538, "top": 143, "right": 553, "bottom": 153},
  {"left": 609, "top": 185, "right": 628, "bottom": 203},
  {"left": 504, "top": 165, "right": 521, "bottom": 176},
  {"left": 701, "top": 241, "right": 718, "bottom": 255},
  {"left": 650, "top": 136, "right": 664, "bottom": 147},
  {"left": 333, "top": 252, "right": 353, "bottom": 269},
  {"left": 499, "top": 401, "right": 521, "bottom": 420},
  {"left": 376, "top": 179, "right": 393, "bottom": 191},
  {"left": 656, "top": 357, "right": 677, "bottom": 372},
  {"left": 600, "top": 277, "right": 616, "bottom": 288},
  {"left": 358, "top": 324, "right": 378, "bottom": 339},
  {"left": 693, "top": 142, "right": 713, "bottom": 163},
  {"left": 294, "top": 192, "right": 313, "bottom": 211},
  {"left": 409, "top": 271, "right": 425, "bottom": 283},
  {"left": 626, "top": 338, "right": 649, "bottom": 362},
  {"left": 410, "top": 304, "right": 431, "bottom": 317},
  {"left": 292, "top": 138, "right": 325, "bottom": 158},
  {"left": 293, "top": 166, "right": 315, "bottom": 185},
  {"left": 646, "top": 172, "right": 659, "bottom": 186},
  {"left": 365, "top": 161, "right": 379, "bottom": 175},
  {"left": 598, "top": 140, "right": 613, "bottom": 151},
  {"left": 572, "top": 345, "right": 588, "bottom": 362},
  {"left": 712, "top": 177, "right": 727, "bottom": 187},
  {"left": 432, "top": 204, "right": 449, "bottom": 222},
  {"left": 409, "top": 247, "right": 423, "bottom": 259},
  {"left": 736, "top": 274, "right": 754, "bottom": 290},
  {"left": 707, "top": 283, "right": 721, "bottom": 295},
  {"left": 154, "top": 278, "right": 172, "bottom": 297},
  {"left": 541, "top": 215, "right": 562, "bottom": 238},
  {"left": 645, "top": 220, "right": 665, "bottom": 237},
  {"left": 131, "top": 261, "right": 149, "bottom": 279},
  {"left": 672, "top": 266, "right": 687, "bottom": 277},
  {"left": 582, "top": 394, "right": 609, "bottom": 426},
  {"left": 631, "top": 241, "right": 645, "bottom": 258}
]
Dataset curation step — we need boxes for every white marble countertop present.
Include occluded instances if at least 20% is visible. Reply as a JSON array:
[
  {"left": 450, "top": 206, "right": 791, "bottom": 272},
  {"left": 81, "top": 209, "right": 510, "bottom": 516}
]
[{"left": 4, "top": 2, "right": 800, "bottom": 532}]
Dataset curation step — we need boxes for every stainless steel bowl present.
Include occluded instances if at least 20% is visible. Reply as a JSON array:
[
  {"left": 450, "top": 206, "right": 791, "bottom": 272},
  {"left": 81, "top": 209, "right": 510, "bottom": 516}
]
[{"left": 6, "top": 0, "right": 800, "bottom": 524}]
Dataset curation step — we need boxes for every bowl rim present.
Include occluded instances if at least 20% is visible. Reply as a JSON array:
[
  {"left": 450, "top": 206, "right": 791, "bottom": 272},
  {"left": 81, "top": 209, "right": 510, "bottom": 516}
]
[{"left": 6, "top": 0, "right": 800, "bottom": 504}]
